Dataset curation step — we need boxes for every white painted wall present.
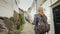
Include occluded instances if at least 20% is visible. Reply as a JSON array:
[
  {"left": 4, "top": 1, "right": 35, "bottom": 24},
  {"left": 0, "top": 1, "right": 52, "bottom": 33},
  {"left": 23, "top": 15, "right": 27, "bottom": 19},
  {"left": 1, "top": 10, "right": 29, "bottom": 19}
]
[
  {"left": 30, "top": 5, "right": 36, "bottom": 22},
  {"left": 13, "top": 0, "right": 19, "bottom": 13},
  {"left": 42, "top": 0, "right": 55, "bottom": 34},
  {"left": 51, "top": 0, "right": 58, "bottom": 5},
  {"left": 0, "top": 0, "right": 19, "bottom": 18},
  {"left": 0, "top": 0, "right": 13, "bottom": 17}
]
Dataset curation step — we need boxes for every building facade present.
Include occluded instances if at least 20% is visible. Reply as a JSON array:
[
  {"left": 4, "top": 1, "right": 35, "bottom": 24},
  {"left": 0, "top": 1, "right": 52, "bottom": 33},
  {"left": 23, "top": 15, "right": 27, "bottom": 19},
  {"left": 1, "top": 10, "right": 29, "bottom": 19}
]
[
  {"left": 41, "top": 0, "right": 60, "bottom": 34},
  {"left": 50, "top": 0, "right": 60, "bottom": 34},
  {"left": 0, "top": 0, "right": 20, "bottom": 18}
]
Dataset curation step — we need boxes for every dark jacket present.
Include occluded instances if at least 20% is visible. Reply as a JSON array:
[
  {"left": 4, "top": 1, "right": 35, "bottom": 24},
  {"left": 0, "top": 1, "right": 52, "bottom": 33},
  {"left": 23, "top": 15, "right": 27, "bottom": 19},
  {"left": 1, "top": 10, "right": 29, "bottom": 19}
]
[{"left": 34, "top": 13, "right": 47, "bottom": 30}]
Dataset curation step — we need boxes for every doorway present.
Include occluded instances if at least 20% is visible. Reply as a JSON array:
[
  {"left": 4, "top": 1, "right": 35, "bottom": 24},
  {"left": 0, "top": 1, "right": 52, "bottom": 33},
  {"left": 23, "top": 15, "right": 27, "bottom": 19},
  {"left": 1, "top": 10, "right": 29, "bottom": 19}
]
[{"left": 53, "top": 5, "right": 60, "bottom": 34}]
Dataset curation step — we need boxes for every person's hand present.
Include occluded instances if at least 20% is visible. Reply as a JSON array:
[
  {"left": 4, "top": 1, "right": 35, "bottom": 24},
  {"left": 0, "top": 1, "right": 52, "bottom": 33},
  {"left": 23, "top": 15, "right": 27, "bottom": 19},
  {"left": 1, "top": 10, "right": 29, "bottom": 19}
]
[{"left": 32, "top": 23, "right": 34, "bottom": 25}]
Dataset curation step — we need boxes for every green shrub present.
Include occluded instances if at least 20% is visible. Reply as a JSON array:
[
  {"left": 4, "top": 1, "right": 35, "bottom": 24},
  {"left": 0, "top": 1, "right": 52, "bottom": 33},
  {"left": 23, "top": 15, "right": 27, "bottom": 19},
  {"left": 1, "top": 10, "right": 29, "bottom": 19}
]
[
  {"left": 8, "top": 31, "right": 14, "bottom": 34},
  {"left": 14, "top": 30, "right": 20, "bottom": 34},
  {"left": 8, "top": 11, "right": 25, "bottom": 34}
]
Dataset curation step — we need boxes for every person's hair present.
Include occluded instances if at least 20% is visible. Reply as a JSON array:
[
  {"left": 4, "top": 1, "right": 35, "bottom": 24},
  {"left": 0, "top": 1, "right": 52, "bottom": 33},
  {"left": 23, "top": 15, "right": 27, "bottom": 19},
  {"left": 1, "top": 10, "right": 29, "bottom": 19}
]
[
  {"left": 38, "top": 6, "right": 45, "bottom": 15},
  {"left": 38, "top": 6, "right": 43, "bottom": 12}
]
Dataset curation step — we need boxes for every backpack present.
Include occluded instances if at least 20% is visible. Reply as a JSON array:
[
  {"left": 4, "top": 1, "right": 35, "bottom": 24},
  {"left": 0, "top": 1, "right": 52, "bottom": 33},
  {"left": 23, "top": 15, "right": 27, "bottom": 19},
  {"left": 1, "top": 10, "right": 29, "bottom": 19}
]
[{"left": 36, "top": 15, "right": 50, "bottom": 33}]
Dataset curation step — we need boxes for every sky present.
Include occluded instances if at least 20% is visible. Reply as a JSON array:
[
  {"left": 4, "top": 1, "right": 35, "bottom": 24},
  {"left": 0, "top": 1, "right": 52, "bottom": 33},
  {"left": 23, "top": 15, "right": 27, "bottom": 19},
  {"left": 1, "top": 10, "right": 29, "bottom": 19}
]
[{"left": 18, "top": 0, "right": 33, "bottom": 11}]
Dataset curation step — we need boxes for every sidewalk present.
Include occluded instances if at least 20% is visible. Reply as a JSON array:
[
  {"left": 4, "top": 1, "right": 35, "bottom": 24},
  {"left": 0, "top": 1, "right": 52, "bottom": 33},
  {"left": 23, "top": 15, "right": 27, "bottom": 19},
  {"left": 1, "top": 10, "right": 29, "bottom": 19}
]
[{"left": 22, "top": 22, "right": 35, "bottom": 34}]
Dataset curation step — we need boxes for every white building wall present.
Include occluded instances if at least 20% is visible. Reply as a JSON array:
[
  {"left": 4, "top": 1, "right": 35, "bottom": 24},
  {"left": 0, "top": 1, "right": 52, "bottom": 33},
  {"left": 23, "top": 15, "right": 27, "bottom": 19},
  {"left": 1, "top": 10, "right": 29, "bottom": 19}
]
[
  {"left": 42, "top": 0, "right": 55, "bottom": 34},
  {"left": 13, "top": 0, "right": 19, "bottom": 13},
  {"left": 51, "top": 0, "right": 58, "bottom": 5},
  {"left": 30, "top": 5, "right": 36, "bottom": 22},
  {"left": 0, "top": 0, "right": 19, "bottom": 18},
  {"left": 0, "top": 0, "right": 13, "bottom": 17}
]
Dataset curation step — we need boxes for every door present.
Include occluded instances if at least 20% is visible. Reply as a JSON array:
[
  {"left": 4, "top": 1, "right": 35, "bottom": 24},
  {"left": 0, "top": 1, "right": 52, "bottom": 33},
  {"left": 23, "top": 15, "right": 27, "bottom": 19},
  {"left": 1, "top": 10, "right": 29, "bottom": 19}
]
[{"left": 53, "top": 5, "right": 60, "bottom": 34}]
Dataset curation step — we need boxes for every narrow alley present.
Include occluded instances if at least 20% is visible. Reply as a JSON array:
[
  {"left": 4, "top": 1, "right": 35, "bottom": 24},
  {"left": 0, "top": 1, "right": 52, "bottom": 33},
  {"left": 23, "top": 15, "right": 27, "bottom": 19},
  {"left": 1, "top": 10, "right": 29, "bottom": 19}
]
[{"left": 0, "top": 0, "right": 60, "bottom": 34}]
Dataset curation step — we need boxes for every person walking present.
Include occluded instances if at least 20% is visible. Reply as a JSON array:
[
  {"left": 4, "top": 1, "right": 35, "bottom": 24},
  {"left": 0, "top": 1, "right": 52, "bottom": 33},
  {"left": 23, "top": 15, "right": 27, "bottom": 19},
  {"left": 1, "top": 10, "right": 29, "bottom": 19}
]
[{"left": 33, "top": 6, "right": 50, "bottom": 34}]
